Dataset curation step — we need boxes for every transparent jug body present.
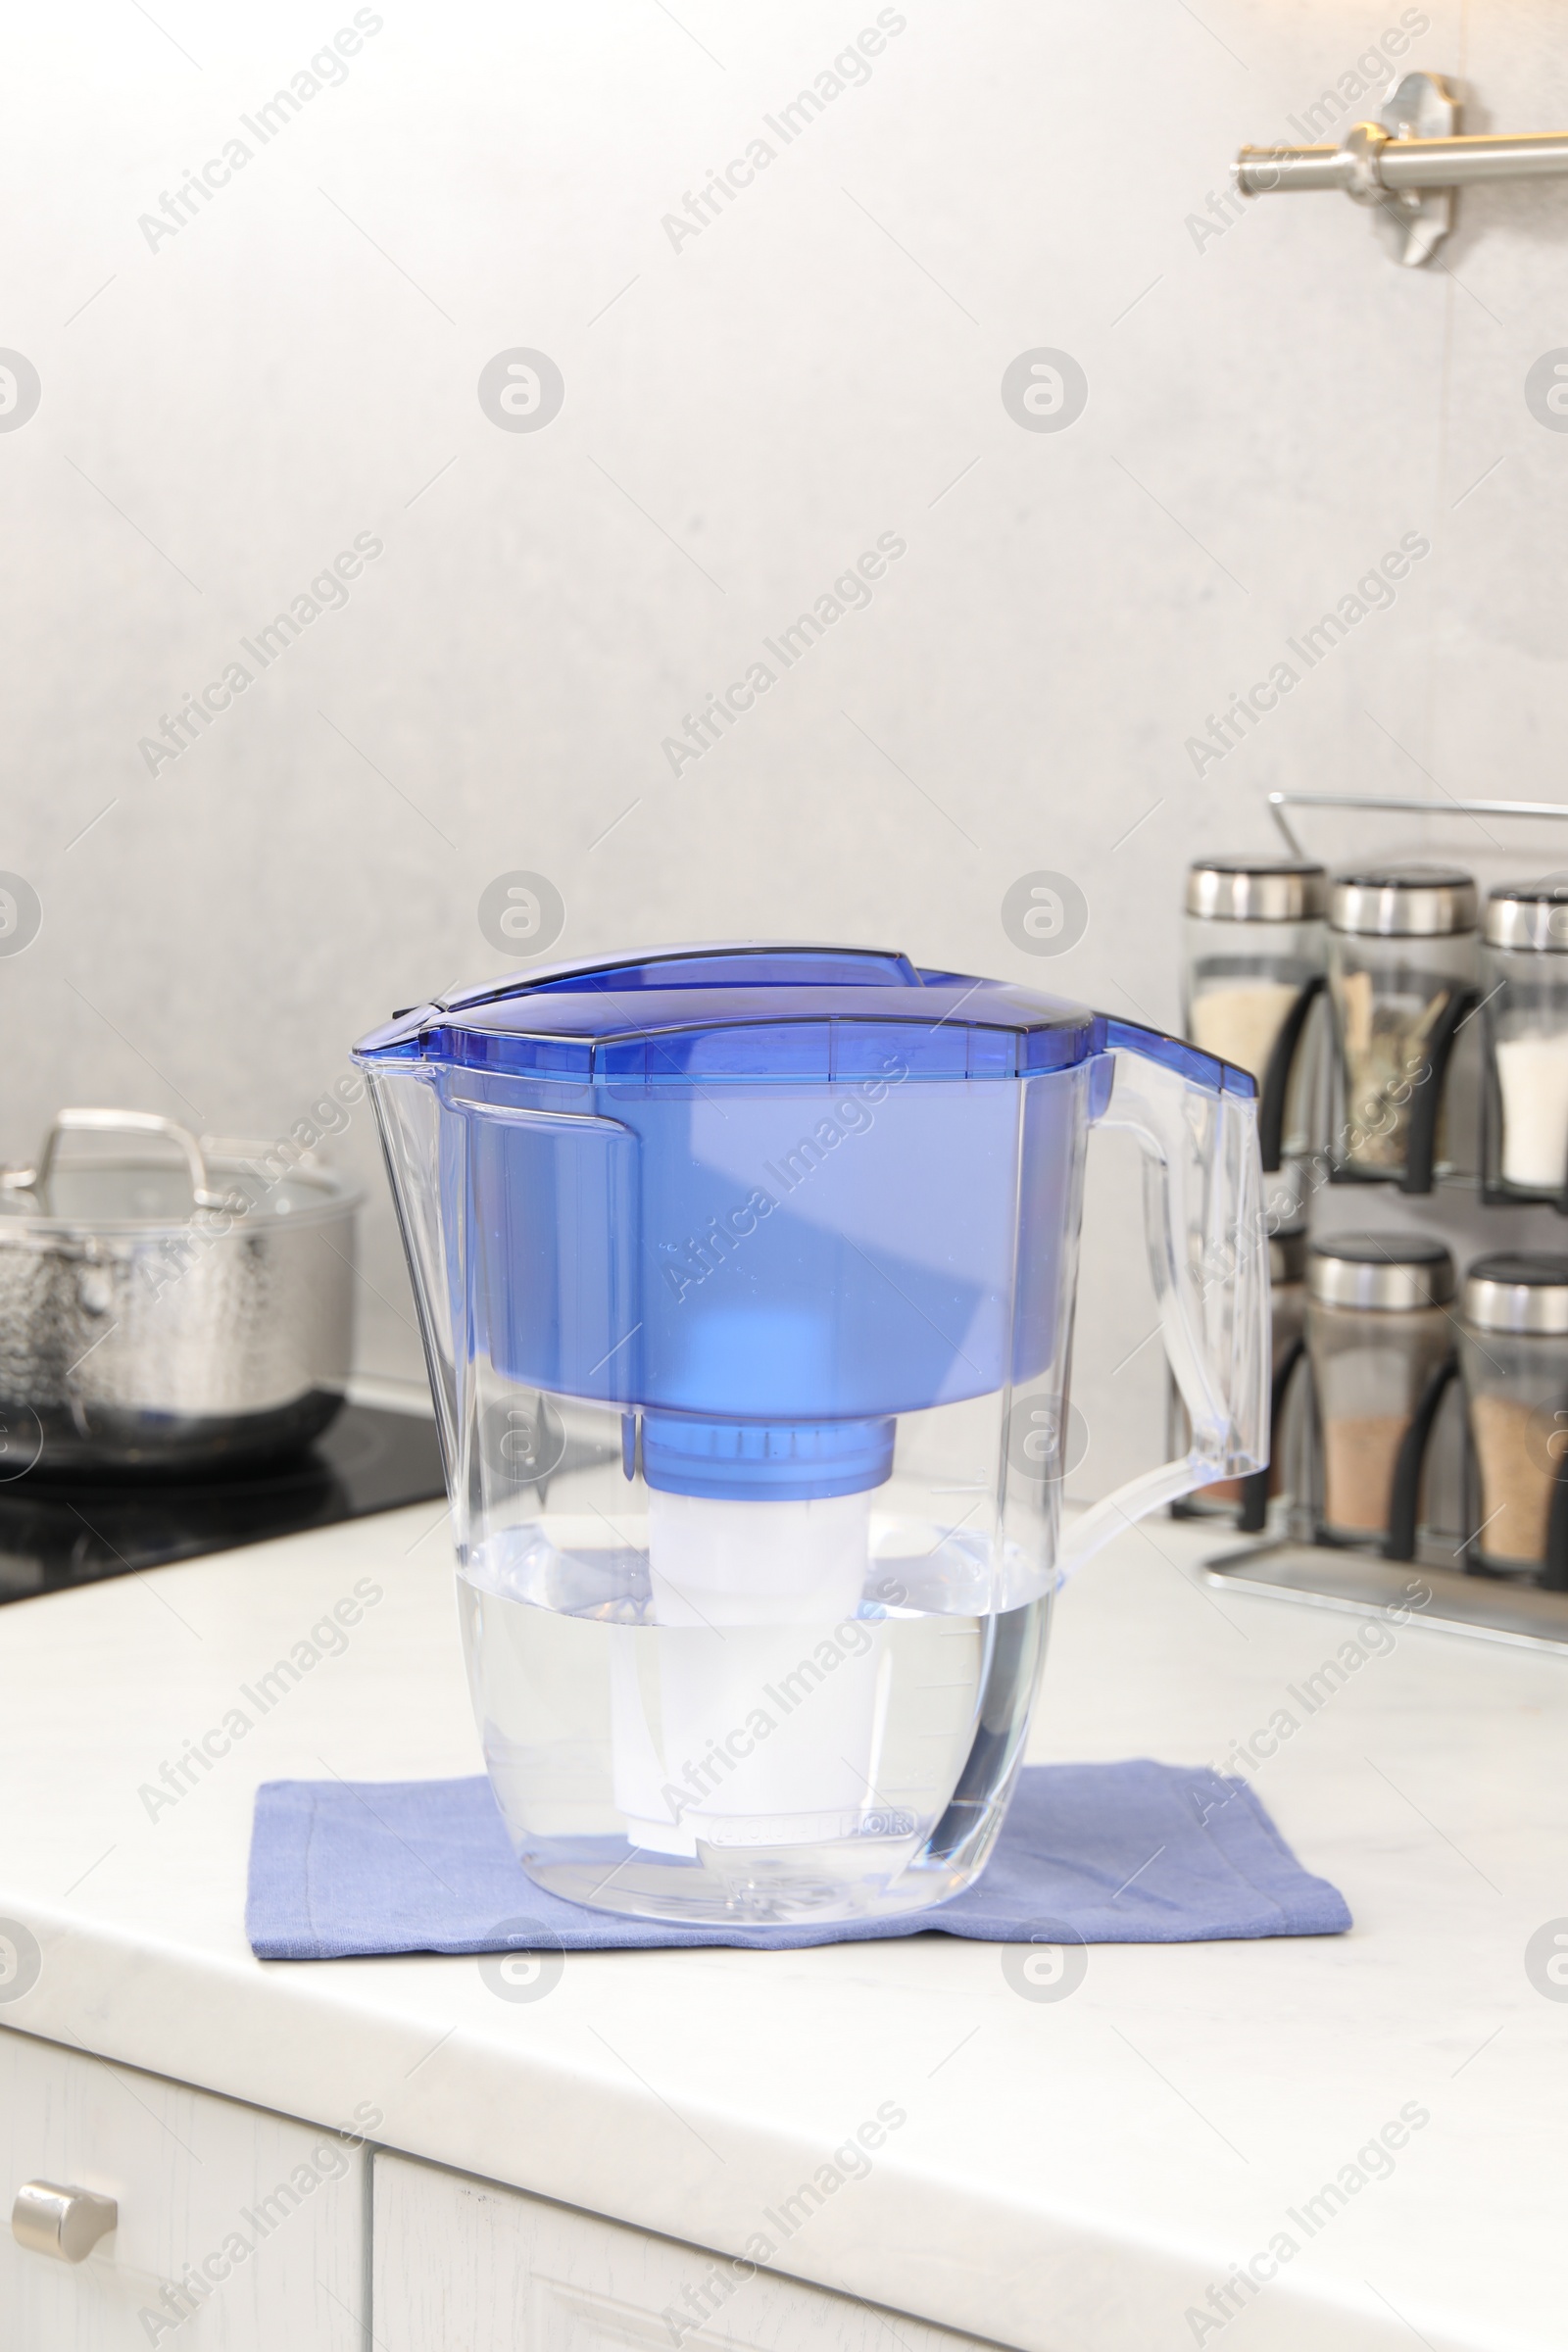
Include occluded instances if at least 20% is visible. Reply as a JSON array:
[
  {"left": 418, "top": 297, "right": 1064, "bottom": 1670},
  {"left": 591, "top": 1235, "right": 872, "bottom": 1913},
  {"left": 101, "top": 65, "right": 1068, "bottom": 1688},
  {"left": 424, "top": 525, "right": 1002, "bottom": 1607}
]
[{"left": 360, "top": 957, "right": 1267, "bottom": 1927}]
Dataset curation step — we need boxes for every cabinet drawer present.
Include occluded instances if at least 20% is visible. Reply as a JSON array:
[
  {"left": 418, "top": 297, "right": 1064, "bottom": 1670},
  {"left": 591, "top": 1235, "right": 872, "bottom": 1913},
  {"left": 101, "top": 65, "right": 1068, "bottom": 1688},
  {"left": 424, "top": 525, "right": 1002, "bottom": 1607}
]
[
  {"left": 373, "top": 2149, "right": 996, "bottom": 2352},
  {"left": 0, "top": 2025, "right": 368, "bottom": 2351}
]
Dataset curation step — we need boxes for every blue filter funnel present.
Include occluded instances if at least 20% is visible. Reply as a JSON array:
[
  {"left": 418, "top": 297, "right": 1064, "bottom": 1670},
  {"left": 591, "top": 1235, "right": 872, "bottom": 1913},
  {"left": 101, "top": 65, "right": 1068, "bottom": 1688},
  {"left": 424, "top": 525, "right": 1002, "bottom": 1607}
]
[
  {"left": 641, "top": 1298, "right": 895, "bottom": 1499},
  {"left": 640, "top": 1410, "right": 898, "bottom": 1501}
]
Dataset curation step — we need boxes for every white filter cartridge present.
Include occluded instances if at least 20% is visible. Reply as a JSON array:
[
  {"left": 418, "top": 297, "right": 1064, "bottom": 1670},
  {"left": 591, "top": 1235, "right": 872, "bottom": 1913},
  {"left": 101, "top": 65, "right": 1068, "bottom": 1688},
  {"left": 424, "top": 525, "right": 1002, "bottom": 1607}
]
[{"left": 611, "top": 1488, "right": 885, "bottom": 1854}]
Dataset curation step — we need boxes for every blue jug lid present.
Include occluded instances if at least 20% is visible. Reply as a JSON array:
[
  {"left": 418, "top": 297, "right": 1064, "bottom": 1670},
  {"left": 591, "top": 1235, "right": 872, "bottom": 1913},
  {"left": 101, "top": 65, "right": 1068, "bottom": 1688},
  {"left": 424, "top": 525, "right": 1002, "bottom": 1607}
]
[{"left": 353, "top": 943, "right": 1249, "bottom": 1091}]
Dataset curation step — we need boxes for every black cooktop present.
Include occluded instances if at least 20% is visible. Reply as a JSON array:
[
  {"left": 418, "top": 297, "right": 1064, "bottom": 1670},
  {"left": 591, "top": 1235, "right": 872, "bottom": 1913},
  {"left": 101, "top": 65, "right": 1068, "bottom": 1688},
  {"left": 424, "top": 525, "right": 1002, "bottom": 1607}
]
[{"left": 0, "top": 1404, "right": 449, "bottom": 1605}]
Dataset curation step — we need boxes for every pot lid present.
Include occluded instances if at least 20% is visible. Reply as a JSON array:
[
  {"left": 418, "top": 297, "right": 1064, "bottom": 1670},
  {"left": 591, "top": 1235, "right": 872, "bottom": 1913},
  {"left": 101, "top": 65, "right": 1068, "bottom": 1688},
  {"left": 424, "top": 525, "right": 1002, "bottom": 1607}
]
[
  {"left": 354, "top": 942, "right": 1255, "bottom": 1093},
  {"left": 0, "top": 1111, "right": 358, "bottom": 1233}
]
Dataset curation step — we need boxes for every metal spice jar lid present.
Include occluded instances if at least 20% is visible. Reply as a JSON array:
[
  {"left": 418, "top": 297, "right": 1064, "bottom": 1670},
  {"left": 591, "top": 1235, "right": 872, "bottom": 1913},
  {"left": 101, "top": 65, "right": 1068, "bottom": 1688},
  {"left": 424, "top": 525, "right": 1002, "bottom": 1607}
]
[
  {"left": 1308, "top": 1231, "right": 1455, "bottom": 1311},
  {"left": 1484, "top": 880, "right": 1568, "bottom": 954},
  {"left": 1462, "top": 1252, "right": 1568, "bottom": 1336},
  {"left": 1330, "top": 865, "right": 1478, "bottom": 939},
  {"left": 1186, "top": 857, "right": 1328, "bottom": 923}
]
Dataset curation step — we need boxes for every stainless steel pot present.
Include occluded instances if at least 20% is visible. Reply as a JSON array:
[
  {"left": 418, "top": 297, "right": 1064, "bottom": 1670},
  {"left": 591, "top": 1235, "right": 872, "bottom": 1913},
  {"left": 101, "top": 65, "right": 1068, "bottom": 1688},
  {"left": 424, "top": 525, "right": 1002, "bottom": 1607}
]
[{"left": 0, "top": 1110, "right": 360, "bottom": 1478}]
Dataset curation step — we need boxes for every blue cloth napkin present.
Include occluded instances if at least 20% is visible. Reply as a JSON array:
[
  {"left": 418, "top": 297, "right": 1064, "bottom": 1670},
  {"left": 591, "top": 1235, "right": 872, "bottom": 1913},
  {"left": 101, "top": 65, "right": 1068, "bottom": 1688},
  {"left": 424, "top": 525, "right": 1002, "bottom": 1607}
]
[{"left": 246, "top": 1762, "right": 1350, "bottom": 1959}]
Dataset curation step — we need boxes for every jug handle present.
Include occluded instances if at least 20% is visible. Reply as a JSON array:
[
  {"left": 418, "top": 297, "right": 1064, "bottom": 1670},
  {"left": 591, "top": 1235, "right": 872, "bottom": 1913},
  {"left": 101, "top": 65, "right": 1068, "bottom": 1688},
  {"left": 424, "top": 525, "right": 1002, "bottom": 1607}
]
[{"left": 1056, "top": 1027, "right": 1272, "bottom": 1582}]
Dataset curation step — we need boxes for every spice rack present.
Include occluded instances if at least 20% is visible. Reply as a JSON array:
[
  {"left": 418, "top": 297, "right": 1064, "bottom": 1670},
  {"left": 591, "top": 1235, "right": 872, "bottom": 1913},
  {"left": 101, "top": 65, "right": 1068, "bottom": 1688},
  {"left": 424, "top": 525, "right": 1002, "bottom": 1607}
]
[{"left": 1192, "top": 791, "right": 1568, "bottom": 1645}]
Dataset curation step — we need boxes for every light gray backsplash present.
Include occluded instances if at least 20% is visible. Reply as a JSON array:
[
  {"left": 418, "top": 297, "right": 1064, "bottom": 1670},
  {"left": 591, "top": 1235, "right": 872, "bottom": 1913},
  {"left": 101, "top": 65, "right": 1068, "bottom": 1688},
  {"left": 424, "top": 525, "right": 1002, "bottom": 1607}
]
[{"left": 3, "top": 0, "right": 1566, "bottom": 1496}]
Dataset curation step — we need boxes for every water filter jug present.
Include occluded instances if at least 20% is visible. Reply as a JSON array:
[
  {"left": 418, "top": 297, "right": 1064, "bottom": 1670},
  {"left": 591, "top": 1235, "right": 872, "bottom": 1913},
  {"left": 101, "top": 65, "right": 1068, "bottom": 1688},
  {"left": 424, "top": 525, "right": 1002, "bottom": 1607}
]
[{"left": 355, "top": 945, "right": 1268, "bottom": 1925}]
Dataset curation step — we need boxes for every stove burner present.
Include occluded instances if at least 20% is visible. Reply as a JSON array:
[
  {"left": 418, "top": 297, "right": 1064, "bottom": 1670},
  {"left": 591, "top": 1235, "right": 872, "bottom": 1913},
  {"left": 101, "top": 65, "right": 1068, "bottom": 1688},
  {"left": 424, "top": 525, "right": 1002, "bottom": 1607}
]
[{"left": 0, "top": 1405, "right": 448, "bottom": 1603}]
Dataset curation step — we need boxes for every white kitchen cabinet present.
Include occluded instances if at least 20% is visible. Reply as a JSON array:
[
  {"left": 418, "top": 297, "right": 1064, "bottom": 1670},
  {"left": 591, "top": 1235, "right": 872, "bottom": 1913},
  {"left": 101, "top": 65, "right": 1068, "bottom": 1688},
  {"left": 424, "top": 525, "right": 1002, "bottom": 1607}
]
[
  {"left": 372, "top": 2148, "right": 997, "bottom": 2352},
  {"left": 4, "top": 2027, "right": 999, "bottom": 2352},
  {"left": 0, "top": 2025, "right": 368, "bottom": 2351}
]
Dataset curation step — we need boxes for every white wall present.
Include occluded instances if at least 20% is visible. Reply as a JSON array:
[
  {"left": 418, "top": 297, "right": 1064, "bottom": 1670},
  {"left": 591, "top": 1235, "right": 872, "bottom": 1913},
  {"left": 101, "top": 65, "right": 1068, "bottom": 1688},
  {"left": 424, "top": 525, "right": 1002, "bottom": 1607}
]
[{"left": 4, "top": 0, "right": 1568, "bottom": 1495}]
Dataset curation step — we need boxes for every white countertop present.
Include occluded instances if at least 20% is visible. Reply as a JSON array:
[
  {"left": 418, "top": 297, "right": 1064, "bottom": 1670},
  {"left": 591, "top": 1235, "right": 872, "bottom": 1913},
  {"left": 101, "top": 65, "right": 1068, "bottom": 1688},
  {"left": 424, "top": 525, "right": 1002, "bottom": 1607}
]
[{"left": 1, "top": 1496, "right": 1564, "bottom": 2352}]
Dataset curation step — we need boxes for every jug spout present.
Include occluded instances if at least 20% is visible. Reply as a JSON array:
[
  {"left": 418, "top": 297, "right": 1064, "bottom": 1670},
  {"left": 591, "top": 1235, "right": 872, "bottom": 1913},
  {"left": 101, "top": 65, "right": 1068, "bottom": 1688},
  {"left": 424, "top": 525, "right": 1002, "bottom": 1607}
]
[{"left": 357, "top": 1059, "right": 464, "bottom": 1476}]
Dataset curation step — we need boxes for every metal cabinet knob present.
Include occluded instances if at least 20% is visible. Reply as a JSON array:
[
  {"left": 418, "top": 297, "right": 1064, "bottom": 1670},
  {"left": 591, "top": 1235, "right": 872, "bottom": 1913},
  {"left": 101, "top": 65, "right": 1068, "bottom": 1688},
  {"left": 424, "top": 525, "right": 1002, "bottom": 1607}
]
[
  {"left": 12, "top": 2180, "right": 118, "bottom": 2263},
  {"left": 1235, "top": 71, "right": 1568, "bottom": 265}
]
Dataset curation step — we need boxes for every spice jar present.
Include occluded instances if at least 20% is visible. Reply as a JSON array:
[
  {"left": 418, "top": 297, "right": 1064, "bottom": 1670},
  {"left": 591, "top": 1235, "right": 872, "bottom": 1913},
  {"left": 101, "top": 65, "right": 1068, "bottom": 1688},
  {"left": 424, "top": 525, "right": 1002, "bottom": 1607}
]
[
  {"left": 1458, "top": 1253, "right": 1568, "bottom": 1575},
  {"left": 1184, "top": 858, "right": 1327, "bottom": 1168},
  {"left": 1482, "top": 882, "right": 1568, "bottom": 1204},
  {"left": 1328, "top": 866, "right": 1478, "bottom": 1189},
  {"left": 1173, "top": 1223, "right": 1307, "bottom": 1519},
  {"left": 1306, "top": 1232, "right": 1455, "bottom": 1544}
]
